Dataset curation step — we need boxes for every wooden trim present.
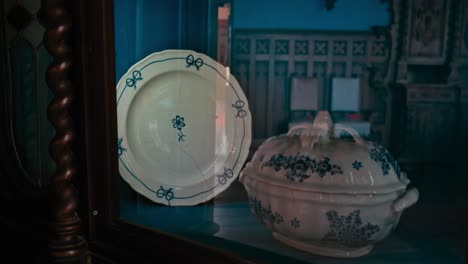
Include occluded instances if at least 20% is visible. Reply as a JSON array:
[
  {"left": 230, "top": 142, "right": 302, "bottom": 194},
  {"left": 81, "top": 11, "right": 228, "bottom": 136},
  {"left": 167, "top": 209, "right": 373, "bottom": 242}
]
[{"left": 41, "top": 0, "right": 89, "bottom": 261}]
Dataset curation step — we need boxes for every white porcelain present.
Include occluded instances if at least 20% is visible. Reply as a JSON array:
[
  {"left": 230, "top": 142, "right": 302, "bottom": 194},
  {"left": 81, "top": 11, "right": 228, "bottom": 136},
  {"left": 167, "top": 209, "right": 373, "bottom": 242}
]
[
  {"left": 239, "top": 111, "right": 418, "bottom": 258},
  {"left": 117, "top": 50, "right": 251, "bottom": 206}
]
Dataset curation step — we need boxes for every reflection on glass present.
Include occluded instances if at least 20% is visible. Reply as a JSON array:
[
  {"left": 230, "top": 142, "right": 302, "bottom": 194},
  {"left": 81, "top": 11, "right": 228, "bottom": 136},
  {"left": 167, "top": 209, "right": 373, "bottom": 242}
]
[{"left": 115, "top": 0, "right": 465, "bottom": 263}]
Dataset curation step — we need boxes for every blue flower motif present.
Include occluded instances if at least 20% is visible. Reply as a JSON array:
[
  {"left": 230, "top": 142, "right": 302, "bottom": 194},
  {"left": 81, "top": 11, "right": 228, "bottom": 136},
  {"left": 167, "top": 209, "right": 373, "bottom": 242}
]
[
  {"left": 322, "top": 210, "right": 380, "bottom": 247},
  {"left": 291, "top": 217, "right": 300, "bottom": 229},
  {"left": 369, "top": 143, "right": 400, "bottom": 177},
  {"left": 172, "top": 115, "right": 186, "bottom": 130},
  {"left": 117, "top": 137, "right": 126, "bottom": 157},
  {"left": 249, "top": 196, "right": 284, "bottom": 225},
  {"left": 352, "top": 161, "right": 362, "bottom": 170},
  {"left": 259, "top": 154, "right": 265, "bottom": 161},
  {"left": 172, "top": 115, "right": 187, "bottom": 142},
  {"left": 263, "top": 153, "right": 343, "bottom": 182}
]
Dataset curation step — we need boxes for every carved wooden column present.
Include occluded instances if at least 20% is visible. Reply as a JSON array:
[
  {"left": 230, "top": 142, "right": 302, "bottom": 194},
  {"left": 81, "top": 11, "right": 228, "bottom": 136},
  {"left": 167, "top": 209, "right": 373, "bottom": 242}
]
[{"left": 41, "top": 0, "right": 89, "bottom": 262}]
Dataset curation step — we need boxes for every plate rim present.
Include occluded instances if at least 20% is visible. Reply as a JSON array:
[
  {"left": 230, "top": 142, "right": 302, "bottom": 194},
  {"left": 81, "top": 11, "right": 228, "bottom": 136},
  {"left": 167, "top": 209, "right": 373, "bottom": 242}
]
[{"left": 116, "top": 49, "right": 251, "bottom": 206}]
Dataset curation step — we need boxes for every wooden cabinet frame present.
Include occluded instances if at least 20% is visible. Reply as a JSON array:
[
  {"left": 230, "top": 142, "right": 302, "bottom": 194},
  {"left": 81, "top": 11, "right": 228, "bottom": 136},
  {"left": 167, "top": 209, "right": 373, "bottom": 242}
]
[{"left": 1, "top": 0, "right": 467, "bottom": 262}]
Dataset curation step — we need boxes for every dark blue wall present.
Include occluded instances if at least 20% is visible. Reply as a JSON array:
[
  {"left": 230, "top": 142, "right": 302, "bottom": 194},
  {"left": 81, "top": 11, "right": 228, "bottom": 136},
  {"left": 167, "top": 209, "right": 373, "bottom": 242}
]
[
  {"left": 114, "top": 0, "right": 185, "bottom": 80},
  {"left": 233, "top": 0, "right": 390, "bottom": 30},
  {"left": 114, "top": 0, "right": 390, "bottom": 80},
  {"left": 114, "top": 0, "right": 214, "bottom": 81}
]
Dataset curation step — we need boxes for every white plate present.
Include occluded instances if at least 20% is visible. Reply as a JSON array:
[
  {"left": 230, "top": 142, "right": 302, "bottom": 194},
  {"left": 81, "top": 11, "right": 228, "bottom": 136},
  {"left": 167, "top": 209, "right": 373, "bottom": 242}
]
[{"left": 117, "top": 50, "right": 251, "bottom": 206}]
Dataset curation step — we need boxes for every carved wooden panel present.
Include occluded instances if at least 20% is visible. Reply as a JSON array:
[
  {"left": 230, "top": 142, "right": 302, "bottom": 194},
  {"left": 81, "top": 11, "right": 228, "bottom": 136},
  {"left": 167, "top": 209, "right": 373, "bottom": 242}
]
[
  {"left": 253, "top": 61, "right": 268, "bottom": 139},
  {"left": 232, "top": 31, "right": 389, "bottom": 140},
  {"left": 400, "top": 85, "right": 459, "bottom": 162},
  {"left": 461, "top": 87, "right": 468, "bottom": 149},
  {"left": 448, "top": 0, "right": 468, "bottom": 82},
  {"left": 406, "top": 0, "right": 450, "bottom": 64},
  {"left": 232, "top": 60, "right": 249, "bottom": 94},
  {"left": 457, "top": 0, "right": 468, "bottom": 58},
  {"left": 271, "top": 61, "right": 288, "bottom": 135}
]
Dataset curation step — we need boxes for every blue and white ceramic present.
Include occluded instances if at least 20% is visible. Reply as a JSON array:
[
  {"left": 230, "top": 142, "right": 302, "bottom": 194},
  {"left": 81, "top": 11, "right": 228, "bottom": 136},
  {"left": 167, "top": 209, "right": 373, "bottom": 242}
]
[
  {"left": 117, "top": 50, "right": 251, "bottom": 206},
  {"left": 240, "top": 111, "right": 418, "bottom": 258}
]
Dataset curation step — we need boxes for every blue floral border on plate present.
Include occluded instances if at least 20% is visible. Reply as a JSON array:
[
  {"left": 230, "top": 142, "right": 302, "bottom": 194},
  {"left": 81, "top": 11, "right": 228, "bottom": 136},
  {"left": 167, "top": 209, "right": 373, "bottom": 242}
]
[{"left": 117, "top": 54, "right": 247, "bottom": 206}]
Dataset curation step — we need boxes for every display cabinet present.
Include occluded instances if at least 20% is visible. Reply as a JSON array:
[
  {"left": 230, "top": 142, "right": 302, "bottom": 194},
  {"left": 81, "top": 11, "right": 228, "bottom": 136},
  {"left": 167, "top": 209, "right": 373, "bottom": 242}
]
[{"left": 0, "top": 0, "right": 467, "bottom": 263}]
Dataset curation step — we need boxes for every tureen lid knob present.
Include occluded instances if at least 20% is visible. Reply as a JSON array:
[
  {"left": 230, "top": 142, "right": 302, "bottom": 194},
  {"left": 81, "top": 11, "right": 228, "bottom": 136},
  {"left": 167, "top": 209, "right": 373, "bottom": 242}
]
[
  {"left": 287, "top": 110, "right": 334, "bottom": 146},
  {"left": 313, "top": 111, "right": 333, "bottom": 140}
]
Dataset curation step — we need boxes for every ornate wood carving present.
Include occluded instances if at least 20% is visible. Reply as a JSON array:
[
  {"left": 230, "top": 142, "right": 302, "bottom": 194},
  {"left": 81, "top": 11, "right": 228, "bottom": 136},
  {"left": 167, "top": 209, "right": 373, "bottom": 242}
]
[
  {"left": 395, "top": 0, "right": 410, "bottom": 83},
  {"left": 461, "top": 5, "right": 468, "bottom": 56},
  {"left": 448, "top": 0, "right": 468, "bottom": 83},
  {"left": 406, "top": 0, "right": 451, "bottom": 64},
  {"left": 232, "top": 31, "right": 390, "bottom": 141},
  {"left": 400, "top": 84, "right": 459, "bottom": 163},
  {"left": 40, "top": 0, "right": 88, "bottom": 261}
]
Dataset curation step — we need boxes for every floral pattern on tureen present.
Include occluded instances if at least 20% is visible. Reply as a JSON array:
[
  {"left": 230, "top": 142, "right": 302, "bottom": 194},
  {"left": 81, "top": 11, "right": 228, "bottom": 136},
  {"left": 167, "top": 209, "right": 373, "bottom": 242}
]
[
  {"left": 247, "top": 111, "right": 405, "bottom": 194},
  {"left": 240, "top": 111, "right": 419, "bottom": 258}
]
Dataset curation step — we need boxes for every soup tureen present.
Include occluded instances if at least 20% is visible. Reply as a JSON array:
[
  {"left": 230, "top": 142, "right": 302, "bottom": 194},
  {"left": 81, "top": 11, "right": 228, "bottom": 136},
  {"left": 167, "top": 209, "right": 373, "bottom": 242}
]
[{"left": 239, "top": 111, "right": 418, "bottom": 258}]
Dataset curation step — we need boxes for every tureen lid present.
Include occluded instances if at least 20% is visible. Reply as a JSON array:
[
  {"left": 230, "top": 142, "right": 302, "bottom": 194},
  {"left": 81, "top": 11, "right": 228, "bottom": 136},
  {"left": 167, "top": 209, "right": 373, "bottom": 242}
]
[{"left": 241, "top": 111, "right": 409, "bottom": 194}]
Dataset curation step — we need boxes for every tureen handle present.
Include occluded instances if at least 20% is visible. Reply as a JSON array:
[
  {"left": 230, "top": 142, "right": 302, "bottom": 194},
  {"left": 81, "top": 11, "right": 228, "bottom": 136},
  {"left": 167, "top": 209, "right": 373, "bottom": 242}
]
[
  {"left": 334, "top": 124, "right": 366, "bottom": 145},
  {"left": 392, "top": 188, "right": 419, "bottom": 213}
]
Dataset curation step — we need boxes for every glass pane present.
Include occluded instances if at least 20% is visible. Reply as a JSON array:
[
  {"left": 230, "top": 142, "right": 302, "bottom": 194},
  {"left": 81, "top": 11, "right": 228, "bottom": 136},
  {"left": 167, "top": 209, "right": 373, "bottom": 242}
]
[
  {"left": 114, "top": 0, "right": 466, "bottom": 263},
  {"left": 10, "top": 38, "right": 38, "bottom": 178},
  {"left": 5, "top": 0, "right": 55, "bottom": 186}
]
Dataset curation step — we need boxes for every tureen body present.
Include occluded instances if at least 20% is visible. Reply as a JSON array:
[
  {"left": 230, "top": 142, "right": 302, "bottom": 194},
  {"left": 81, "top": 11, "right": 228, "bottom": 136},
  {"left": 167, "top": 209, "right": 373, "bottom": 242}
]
[{"left": 239, "top": 111, "right": 418, "bottom": 258}]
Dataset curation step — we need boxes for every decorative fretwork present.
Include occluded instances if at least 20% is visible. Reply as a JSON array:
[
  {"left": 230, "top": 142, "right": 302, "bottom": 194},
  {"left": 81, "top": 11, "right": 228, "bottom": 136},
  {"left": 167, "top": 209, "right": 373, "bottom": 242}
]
[
  {"left": 256, "top": 39, "right": 270, "bottom": 54},
  {"left": 232, "top": 31, "right": 390, "bottom": 140},
  {"left": 235, "top": 39, "right": 250, "bottom": 55},
  {"left": 314, "top": 40, "right": 328, "bottom": 55},
  {"left": 294, "top": 40, "right": 308, "bottom": 55},
  {"left": 333, "top": 40, "right": 347, "bottom": 56},
  {"left": 275, "top": 40, "right": 289, "bottom": 54},
  {"left": 352, "top": 40, "right": 367, "bottom": 56},
  {"left": 371, "top": 40, "right": 386, "bottom": 56}
]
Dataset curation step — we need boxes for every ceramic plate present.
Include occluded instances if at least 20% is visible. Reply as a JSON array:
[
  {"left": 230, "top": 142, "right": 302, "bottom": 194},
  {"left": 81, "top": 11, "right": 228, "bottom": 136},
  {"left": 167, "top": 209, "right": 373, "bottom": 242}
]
[{"left": 116, "top": 50, "right": 251, "bottom": 206}]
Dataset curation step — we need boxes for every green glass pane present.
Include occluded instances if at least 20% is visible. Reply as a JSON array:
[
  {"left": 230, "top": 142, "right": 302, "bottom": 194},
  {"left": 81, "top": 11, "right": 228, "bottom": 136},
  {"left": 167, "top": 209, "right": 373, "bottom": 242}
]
[{"left": 9, "top": 38, "right": 38, "bottom": 179}]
